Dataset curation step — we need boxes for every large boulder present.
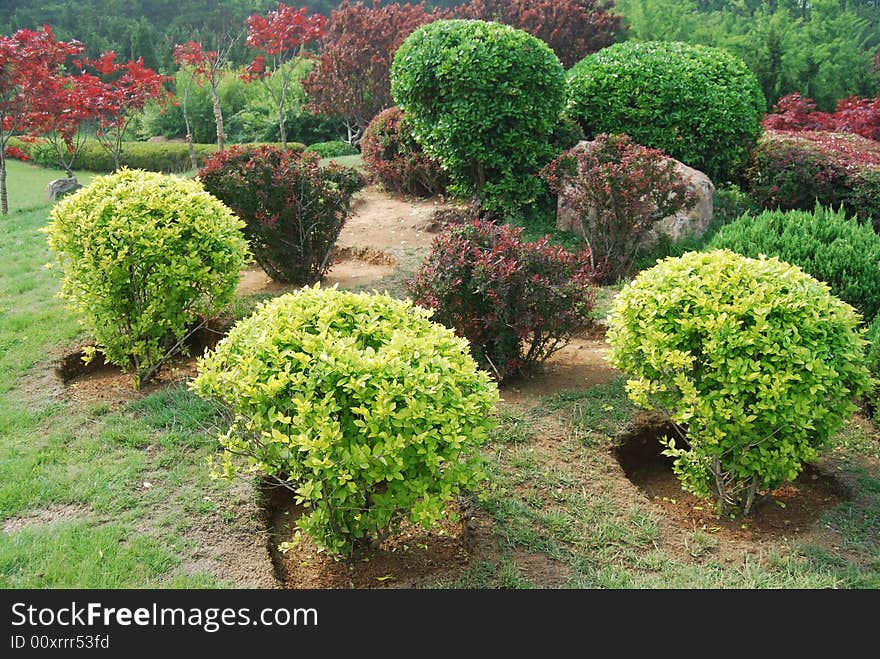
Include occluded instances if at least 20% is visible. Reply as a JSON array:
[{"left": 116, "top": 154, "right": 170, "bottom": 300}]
[
  {"left": 556, "top": 140, "right": 715, "bottom": 248},
  {"left": 46, "top": 177, "right": 81, "bottom": 202}
]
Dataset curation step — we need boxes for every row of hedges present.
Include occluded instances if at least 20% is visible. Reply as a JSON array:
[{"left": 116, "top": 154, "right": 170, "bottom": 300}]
[{"left": 7, "top": 137, "right": 310, "bottom": 173}]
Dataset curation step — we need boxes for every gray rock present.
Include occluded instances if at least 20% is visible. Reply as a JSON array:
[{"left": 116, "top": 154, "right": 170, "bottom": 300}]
[{"left": 47, "top": 177, "right": 81, "bottom": 201}]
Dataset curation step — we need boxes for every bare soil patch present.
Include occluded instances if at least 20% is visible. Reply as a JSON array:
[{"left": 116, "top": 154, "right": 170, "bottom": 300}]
[
  {"left": 613, "top": 412, "right": 848, "bottom": 541},
  {"left": 3, "top": 504, "right": 91, "bottom": 535},
  {"left": 262, "top": 483, "right": 500, "bottom": 589},
  {"left": 500, "top": 335, "right": 617, "bottom": 408}
]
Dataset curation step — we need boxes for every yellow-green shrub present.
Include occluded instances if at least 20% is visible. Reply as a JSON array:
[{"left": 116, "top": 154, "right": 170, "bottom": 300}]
[
  {"left": 607, "top": 250, "right": 869, "bottom": 516},
  {"left": 191, "top": 287, "right": 499, "bottom": 555},
  {"left": 44, "top": 169, "right": 250, "bottom": 387}
]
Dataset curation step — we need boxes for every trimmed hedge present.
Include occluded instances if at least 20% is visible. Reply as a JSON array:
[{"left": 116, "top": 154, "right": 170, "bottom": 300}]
[
  {"left": 304, "top": 140, "right": 359, "bottom": 158},
  {"left": 566, "top": 41, "right": 765, "bottom": 181},
  {"left": 45, "top": 169, "right": 250, "bottom": 388},
  {"left": 708, "top": 205, "right": 880, "bottom": 322},
  {"left": 10, "top": 137, "right": 306, "bottom": 173}
]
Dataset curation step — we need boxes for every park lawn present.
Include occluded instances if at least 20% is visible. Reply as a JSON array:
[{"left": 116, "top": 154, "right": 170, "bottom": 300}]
[{"left": 0, "top": 163, "right": 878, "bottom": 588}]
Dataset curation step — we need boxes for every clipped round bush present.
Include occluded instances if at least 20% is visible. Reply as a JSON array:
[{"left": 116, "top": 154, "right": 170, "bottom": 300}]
[
  {"left": 391, "top": 19, "right": 566, "bottom": 216},
  {"left": 303, "top": 140, "right": 359, "bottom": 158},
  {"left": 608, "top": 250, "right": 869, "bottom": 516},
  {"left": 44, "top": 169, "right": 250, "bottom": 387},
  {"left": 407, "top": 219, "right": 596, "bottom": 382},
  {"left": 198, "top": 145, "right": 364, "bottom": 284},
  {"left": 361, "top": 107, "right": 448, "bottom": 197},
  {"left": 708, "top": 205, "right": 880, "bottom": 322},
  {"left": 192, "top": 287, "right": 498, "bottom": 555},
  {"left": 566, "top": 41, "right": 765, "bottom": 181}
]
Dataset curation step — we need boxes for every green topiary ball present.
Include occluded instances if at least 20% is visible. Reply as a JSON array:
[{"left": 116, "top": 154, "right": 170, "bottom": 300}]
[
  {"left": 566, "top": 41, "right": 765, "bottom": 181},
  {"left": 44, "top": 168, "right": 250, "bottom": 388},
  {"left": 607, "top": 249, "right": 869, "bottom": 516},
  {"left": 391, "top": 18, "right": 565, "bottom": 216},
  {"left": 191, "top": 286, "right": 499, "bottom": 555}
]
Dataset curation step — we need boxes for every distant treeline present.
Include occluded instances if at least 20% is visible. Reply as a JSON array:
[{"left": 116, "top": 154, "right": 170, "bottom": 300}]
[
  {"left": 0, "top": 1, "right": 466, "bottom": 71},
  {"left": 3, "top": 0, "right": 878, "bottom": 109}
]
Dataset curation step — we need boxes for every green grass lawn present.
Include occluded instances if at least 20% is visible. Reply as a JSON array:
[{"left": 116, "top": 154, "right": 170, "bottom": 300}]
[
  {"left": 2, "top": 160, "right": 96, "bottom": 214},
  {"left": 1, "top": 161, "right": 877, "bottom": 588}
]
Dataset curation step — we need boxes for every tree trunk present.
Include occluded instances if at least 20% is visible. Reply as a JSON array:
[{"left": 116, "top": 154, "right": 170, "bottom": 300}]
[
  {"left": 0, "top": 151, "right": 7, "bottom": 216},
  {"left": 278, "top": 97, "right": 287, "bottom": 150},
  {"left": 182, "top": 84, "right": 197, "bottom": 170},
  {"left": 278, "top": 74, "right": 290, "bottom": 150},
  {"left": 210, "top": 82, "right": 225, "bottom": 151}
]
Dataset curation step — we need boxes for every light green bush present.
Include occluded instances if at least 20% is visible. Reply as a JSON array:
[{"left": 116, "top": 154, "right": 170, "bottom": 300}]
[
  {"left": 607, "top": 249, "right": 869, "bottom": 515},
  {"left": 44, "top": 169, "right": 250, "bottom": 387},
  {"left": 191, "top": 287, "right": 499, "bottom": 555}
]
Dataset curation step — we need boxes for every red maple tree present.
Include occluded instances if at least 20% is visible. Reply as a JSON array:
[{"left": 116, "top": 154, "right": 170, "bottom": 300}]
[
  {"left": 456, "top": 0, "right": 625, "bottom": 68},
  {"left": 29, "top": 72, "right": 105, "bottom": 177},
  {"left": 764, "top": 92, "right": 880, "bottom": 142},
  {"left": 302, "top": 1, "right": 446, "bottom": 144},
  {"left": 303, "top": 0, "right": 447, "bottom": 143},
  {"left": 79, "top": 52, "right": 170, "bottom": 171},
  {"left": 0, "top": 25, "right": 82, "bottom": 215},
  {"left": 244, "top": 2, "right": 325, "bottom": 149}
]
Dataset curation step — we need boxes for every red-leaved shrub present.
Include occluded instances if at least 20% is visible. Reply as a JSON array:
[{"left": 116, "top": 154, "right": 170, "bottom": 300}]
[
  {"left": 197, "top": 145, "right": 364, "bottom": 284},
  {"left": 3, "top": 145, "right": 30, "bottom": 161},
  {"left": 764, "top": 92, "right": 880, "bottom": 142},
  {"left": 541, "top": 133, "right": 694, "bottom": 283},
  {"left": 406, "top": 220, "right": 596, "bottom": 382},
  {"left": 360, "top": 107, "right": 448, "bottom": 197},
  {"left": 456, "top": 0, "right": 624, "bottom": 68},
  {"left": 746, "top": 129, "right": 880, "bottom": 225}
]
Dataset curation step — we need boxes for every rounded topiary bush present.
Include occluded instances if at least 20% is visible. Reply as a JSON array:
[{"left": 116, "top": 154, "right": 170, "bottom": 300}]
[
  {"left": 407, "top": 219, "right": 596, "bottom": 382},
  {"left": 391, "top": 19, "right": 566, "bottom": 216},
  {"left": 566, "top": 41, "right": 765, "bottom": 181},
  {"left": 44, "top": 169, "right": 250, "bottom": 387},
  {"left": 361, "top": 107, "right": 448, "bottom": 197},
  {"left": 191, "top": 286, "right": 499, "bottom": 555},
  {"left": 708, "top": 205, "right": 880, "bottom": 322},
  {"left": 607, "top": 250, "right": 869, "bottom": 516},
  {"left": 197, "top": 145, "right": 364, "bottom": 285}
]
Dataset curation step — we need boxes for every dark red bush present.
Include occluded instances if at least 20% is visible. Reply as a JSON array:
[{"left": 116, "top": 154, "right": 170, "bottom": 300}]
[
  {"left": 4, "top": 145, "right": 30, "bottom": 161},
  {"left": 764, "top": 92, "right": 880, "bottom": 142},
  {"left": 541, "top": 133, "right": 694, "bottom": 283},
  {"left": 197, "top": 144, "right": 364, "bottom": 284},
  {"left": 406, "top": 219, "right": 596, "bottom": 382},
  {"left": 456, "top": 0, "right": 624, "bottom": 68},
  {"left": 746, "top": 129, "right": 880, "bottom": 223},
  {"left": 360, "top": 107, "right": 448, "bottom": 197}
]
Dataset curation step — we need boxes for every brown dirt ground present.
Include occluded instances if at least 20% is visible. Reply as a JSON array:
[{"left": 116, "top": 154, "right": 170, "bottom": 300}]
[
  {"left": 2, "top": 504, "right": 91, "bottom": 535},
  {"left": 236, "top": 185, "right": 447, "bottom": 298},
  {"left": 46, "top": 186, "right": 874, "bottom": 588}
]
